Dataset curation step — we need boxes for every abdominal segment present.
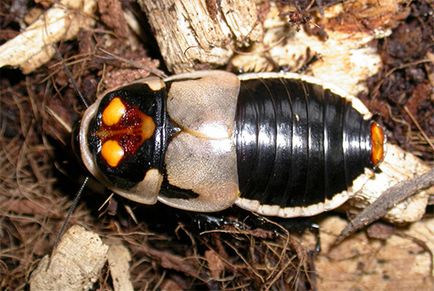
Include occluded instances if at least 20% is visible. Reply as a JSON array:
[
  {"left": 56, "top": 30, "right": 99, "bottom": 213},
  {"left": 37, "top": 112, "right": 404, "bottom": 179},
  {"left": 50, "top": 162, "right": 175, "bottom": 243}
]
[{"left": 235, "top": 77, "right": 373, "bottom": 208}]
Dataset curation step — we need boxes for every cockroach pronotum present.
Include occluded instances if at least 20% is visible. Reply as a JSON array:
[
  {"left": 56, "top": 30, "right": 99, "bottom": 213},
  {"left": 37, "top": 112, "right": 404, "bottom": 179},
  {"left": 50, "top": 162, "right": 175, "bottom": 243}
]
[{"left": 74, "top": 70, "right": 384, "bottom": 218}]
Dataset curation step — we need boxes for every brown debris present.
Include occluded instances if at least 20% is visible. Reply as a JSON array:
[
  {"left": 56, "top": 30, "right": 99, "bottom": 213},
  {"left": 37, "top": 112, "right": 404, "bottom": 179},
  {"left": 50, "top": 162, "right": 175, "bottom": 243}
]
[
  {"left": 205, "top": 249, "right": 225, "bottom": 279},
  {"left": 99, "top": 53, "right": 162, "bottom": 91},
  {"left": 317, "top": 216, "right": 434, "bottom": 290},
  {"left": 159, "top": 279, "right": 184, "bottom": 291},
  {"left": 360, "top": 0, "right": 434, "bottom": 161},
  {"left": 98, "top": 0, "right": 130, "bottom": 39},
  {"left": 324, "top": 0, "right": 410, "bottom": 34},
  {"left": 366, "top": 222, "right": 396, "bottom": 241},
  {"left": 2, "top": 199, "right": 54, "bottom": 216}
]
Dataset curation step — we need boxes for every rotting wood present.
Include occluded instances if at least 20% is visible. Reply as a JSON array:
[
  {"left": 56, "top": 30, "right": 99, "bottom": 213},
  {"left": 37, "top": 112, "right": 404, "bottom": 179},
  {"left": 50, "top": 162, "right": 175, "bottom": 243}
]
[
  {"left": 137, "top": 0, "right": 263, "bottom": 73},
  {"left": 336, "top": 168, "right": 434, "bottom": 244},
  {"left": 349, "top": 144, "right": 431, "bottom": 224},
  {"left": 0, "top": 0, "right": 96, "bottom": 73},
  {"left": 29, "top": 225, "right": 109, "bottom": 291},
  {"left": 317, "top": 216, "right": 434, "bottom": 289},
  {"left": 107, "top": 244, "right": 134, "bottom": 291}
]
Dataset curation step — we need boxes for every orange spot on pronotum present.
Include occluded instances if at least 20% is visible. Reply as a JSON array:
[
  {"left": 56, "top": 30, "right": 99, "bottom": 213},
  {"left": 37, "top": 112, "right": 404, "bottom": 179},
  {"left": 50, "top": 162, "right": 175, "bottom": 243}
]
[
  {"left": 102, "top": 97, "right": 126, "bottom": 126},
  {"left": 370, "top": 122, "right": 385, "bottom": 166},
  {"left": 101, "top": 140, "right": 124, "bottom": 167},
  {"left": 142, "top": 115, "right": 156, "bottom": 140}
]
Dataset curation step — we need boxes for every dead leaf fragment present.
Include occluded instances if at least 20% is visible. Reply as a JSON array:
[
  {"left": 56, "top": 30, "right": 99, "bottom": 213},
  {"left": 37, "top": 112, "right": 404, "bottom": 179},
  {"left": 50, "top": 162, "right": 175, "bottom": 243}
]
[{"left": 0, "top": 0, "right": 97, "bottom": 73}]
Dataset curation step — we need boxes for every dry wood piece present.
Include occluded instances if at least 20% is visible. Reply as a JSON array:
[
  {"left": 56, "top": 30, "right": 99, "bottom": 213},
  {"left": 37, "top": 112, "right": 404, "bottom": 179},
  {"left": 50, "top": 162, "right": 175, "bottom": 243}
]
[
  {"left": 138, "top": 0, "right": 263, "bottom": 73},
  {"left": 140, "top": 1, "right": 410, "bottom": 94},
  {"left": 0, "top": 0, "right": 96, "bottom": 73},
  {"left": 30, "top": 225, "right": 109, "bottom": 291},
  {"left": 349, "top": 144, "right": 432, "bottom": 224},
  {"left": 231, "top": 1, "right": 410, "bottom": 96},
  {"left": 337, "top": 168, "right": 434, "bottom": 244},
  {"left": 317, "top": 216, "right": 434, "bottom": 290},
  {"left": 107, "top": 244, "right": 134, "bottom": 291}
]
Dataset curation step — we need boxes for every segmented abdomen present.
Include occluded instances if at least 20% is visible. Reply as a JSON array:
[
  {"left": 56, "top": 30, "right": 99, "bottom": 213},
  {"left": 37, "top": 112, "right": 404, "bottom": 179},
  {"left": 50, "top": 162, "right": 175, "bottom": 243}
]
[{"left": 235, "top": 78, "right": 373, "bottom": 207}]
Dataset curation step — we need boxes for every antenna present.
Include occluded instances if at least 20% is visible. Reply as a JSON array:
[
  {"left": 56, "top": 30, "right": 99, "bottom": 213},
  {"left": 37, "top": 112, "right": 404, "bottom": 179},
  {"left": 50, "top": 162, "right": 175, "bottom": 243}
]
[
  {"left": 54, "top": 47, "right": 89, "bottom": 108},
  {"left": 51, "top": 46, "right": 91, "bottom": 254},
  {"left": 52, "top": 177, "right": 89, "bottom": 253}
]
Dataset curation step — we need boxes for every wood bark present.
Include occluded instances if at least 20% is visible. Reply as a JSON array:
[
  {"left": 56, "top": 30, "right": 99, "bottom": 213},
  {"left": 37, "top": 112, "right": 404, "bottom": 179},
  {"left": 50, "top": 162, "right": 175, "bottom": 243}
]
[{"left": 138, "top": 0, "right": 263, "bottom": 73}]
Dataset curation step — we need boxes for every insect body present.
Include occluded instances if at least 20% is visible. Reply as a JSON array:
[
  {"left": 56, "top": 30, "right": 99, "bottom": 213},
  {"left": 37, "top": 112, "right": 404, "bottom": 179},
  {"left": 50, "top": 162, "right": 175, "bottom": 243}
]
[{"left": 77, "top": 71, "right": 384, "bottom": 218}]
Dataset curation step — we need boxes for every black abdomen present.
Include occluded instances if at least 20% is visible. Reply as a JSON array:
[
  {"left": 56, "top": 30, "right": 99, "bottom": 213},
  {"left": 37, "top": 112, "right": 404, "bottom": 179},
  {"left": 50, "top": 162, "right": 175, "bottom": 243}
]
[{"left": 235, "top": 78, "right": 373, "bottom": 208}]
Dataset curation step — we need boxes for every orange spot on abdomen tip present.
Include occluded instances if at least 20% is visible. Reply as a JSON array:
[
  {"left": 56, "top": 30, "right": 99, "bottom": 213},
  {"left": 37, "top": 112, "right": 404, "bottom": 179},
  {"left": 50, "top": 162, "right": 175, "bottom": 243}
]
[{"left": 370, "top": 122, "right": 385, "bottom": 166}]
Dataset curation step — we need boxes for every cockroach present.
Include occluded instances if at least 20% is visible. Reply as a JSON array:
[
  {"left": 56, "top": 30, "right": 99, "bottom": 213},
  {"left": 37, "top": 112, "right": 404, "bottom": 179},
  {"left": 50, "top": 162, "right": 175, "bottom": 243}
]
[{"left": 74, "top": 70, "right": 385, "bottom": 218}]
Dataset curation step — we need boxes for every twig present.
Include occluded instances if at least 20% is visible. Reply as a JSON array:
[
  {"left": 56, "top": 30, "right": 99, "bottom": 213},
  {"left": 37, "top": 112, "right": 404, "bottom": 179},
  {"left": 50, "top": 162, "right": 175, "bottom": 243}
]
[{"left": 334, "top": 168, "right": 434, "bottom": 245}]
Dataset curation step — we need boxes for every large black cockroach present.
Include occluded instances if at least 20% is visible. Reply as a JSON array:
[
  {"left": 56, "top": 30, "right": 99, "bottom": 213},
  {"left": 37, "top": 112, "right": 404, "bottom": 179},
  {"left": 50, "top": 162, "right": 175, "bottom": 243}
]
[{"left": 75, "top": 70, "right": 384, "bottom": 218}]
